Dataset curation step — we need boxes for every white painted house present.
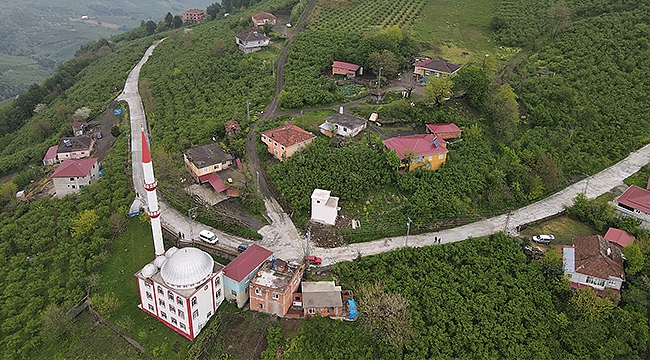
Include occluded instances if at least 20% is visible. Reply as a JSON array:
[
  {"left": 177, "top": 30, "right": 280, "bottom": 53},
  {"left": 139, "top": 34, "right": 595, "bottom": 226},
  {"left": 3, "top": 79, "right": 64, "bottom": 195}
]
[
  {"left": 235, "top": 31, "right": 270, "bottom": 53},
  {"left": 311, "top": 189, "right": 340, "bottom": 225},
  {"left": 562, "top": 235, "right": 625, "bottom": 294}
]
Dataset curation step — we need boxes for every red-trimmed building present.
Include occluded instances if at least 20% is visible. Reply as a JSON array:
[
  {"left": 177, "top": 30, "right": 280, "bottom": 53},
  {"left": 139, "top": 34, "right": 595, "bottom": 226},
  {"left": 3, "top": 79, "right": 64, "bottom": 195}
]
[
  {"left": 383, "top": 134, "right": 448, "bottom": 171},
  {"left": 332, "top": 61, "right": 363, "bottom": 78},
  {"left": 182, "top": 9, "right": 206, "bottom": 23},
  {"left": 251, "top": 12, "right": 276, "bottom": 26},
  {"left": 562, "top": 235, "right": 625, "bottom": 294},
  {"left": 425, "top": 123, "right": 462, "bottom": 140},
  {"left": 414, "top": 59, "right": 461, "bottom": 82},
  {"left": 71, "top": 121, "right": 88, "bottom": 136},
  {"left": 51, "top": 158, "right": 99, "bottom": 198},
  {"left": 604, "top": 228, "right": 635, "bottom": 248},
  {"left": 615, "top": 185, "right": 650, "bottom": 228},
  {"left": 223, "top": 244, "right": 273, "bottom": 308},
  {"left": 261, "top": 124, "right": 316, "bottom": 161},
  {"left": 135, "top": 247, "right": 225, "bottom": 341}
]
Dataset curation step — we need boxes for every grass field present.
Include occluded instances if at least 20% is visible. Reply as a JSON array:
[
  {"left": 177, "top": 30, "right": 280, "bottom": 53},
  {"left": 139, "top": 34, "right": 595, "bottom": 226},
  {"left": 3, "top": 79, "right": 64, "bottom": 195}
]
[
  {"left": 308, "top": 0, "right": 428, "bottom": 31},
  {"left": 520, "top": 215, "right": 598, "bottom": 246},
  {"left": 411, "top": 0, "right": 500, "bottom": 63}
]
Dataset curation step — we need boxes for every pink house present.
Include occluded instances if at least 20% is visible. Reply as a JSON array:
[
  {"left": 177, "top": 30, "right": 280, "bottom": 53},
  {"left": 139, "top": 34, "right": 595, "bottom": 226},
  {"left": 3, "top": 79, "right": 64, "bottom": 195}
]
[
  {"left": 332, "top": 61, "right": 363, "bottom": 78},
  {"left": 383, "top": 134, "right": 448, "bottom": 171},
  {"left": 425, "top": 123, "right": 462, "bottom": 140},
  {"left": 182, "top": 9, "right": 206, "bottom": 23},
  {"left": 43, "top": 145, "right": 58, "bottom": 166},
  {"left": 603, "top": 228, "right": 635, "bottom": 248}
]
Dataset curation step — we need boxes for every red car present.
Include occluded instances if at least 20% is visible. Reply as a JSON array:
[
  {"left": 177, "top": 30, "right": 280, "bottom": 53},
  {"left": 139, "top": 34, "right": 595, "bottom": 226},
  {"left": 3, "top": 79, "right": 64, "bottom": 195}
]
[{"left": 304, "top": 256, "right": 322, "bottom": 265}]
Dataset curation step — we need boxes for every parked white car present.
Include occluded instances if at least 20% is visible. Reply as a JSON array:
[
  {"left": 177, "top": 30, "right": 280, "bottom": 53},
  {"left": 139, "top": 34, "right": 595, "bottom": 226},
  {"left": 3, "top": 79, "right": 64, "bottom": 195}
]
[
  {"left": 532, "top": 234, "right": 555, "bottom": 244},
  {"left": 199, "top": 230, "right": 218, "bottom": 244}
]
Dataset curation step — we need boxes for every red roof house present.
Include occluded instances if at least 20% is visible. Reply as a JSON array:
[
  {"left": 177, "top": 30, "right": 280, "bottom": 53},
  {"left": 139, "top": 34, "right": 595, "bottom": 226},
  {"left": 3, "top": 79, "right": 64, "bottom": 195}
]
[
  {"left": 425, "top": 123, "right": 462, "bottom": 139},
  {"left": 51, "top": 158, "right": 99, "bottom": 198},
  {"left": 383, "top": 134, "right": 448, "bottom": 171},
  {"left": 604, "top": 228, "right": 635, "bottom": 248},
  {"left": 332, "top": 61, "right": 363, "bottom": 78},
  {"left": 251, "top": 12, "right": 277, "bottom": 26},
  {"left": 222, "top": 244, "right": 273, "bottom": 307},
  {"left": 71, "top": 121, "right": 88, "bottom": 136},
  {"left": 225, "top": 120, "right": 242, "bottom": 138},
  {"left": 615, "top": 185, "right": 650, "bottom": 228},
  {"left": 562, "top": 235, "right": 625, "bottom": 293},
  {"left": 261, "top": 124, "right": 316, "bottom": 161},
  {"left": 43, "top": 145, "right": 58, "bottom": 166}
]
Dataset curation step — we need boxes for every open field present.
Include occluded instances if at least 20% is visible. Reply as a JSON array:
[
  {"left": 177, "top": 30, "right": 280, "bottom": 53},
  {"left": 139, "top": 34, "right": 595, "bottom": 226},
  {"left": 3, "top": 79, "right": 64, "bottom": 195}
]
[{"left": 308, "top": 0, "right": 428, "bottom": 31}]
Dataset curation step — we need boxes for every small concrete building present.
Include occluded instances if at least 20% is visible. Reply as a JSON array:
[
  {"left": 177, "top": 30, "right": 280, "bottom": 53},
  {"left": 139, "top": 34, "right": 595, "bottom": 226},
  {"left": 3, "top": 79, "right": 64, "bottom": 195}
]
[
  {"left": 301, "top": 281, "right": 345, "bottom": 318},
  {"left": 71, "top": 121, "right": 88, "bottom": 136},
  {"left": 135, "top": 247, "right": 225, "bottom": 340},
  {"left": 319, "top": 113, "right": 367, "bottom": 138},
  {"left": 425, "top": 123, "right": 462, "bottom": 140},
  {"left": 51, "top": 158, "right": 99, "bottom": 198},
  {"left": 42, "top": 145, "right": 58, "bottom": 166},
  {"left": 249, "top": 260, "right": 305, "bottom": 317},
  {"left": 222, "top": 244, "right": 273, "bottom": 308},
  {"left": 311, "top": 189, "right": 339, "bottom": 225}
]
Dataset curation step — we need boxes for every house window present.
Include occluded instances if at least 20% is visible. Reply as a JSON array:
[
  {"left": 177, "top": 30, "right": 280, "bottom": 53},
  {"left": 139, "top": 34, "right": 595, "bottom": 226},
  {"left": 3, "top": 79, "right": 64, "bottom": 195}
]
[
  {"left": 215, "top": 277, "right": 220, "bottom": 285},
  {"left": 177, "top": 296, "right": 183, "bottom": 305},
  {"left": 203, "top": 168, "right": 208, "bottom": 173},
  {"left": 255, "top": 288, "right": 262, "bottom": 296},
  {"left": 428, "top": 156, "right": 433, "bottom": 161},
  {"left": 146, "top": 291, "right": 153, "bottom": 300},
  {"left": 70, "top": 177, "right": 74, "bottom": 181},
  {"left": 281, "top": 146, "right": 285, "bottom": 150},
  {"left": 171, "top": 318, "right": 178, "bottom": 326},
  {"left": 231, "top": 290, "right": 237, "bottom": 296},
  {"left": 178, "top": 310, "right": 185, "bottom": 319},
  {"left": 259, "top": 304, "right": 264, "bottom": 309},
  {"left": 145, "top": 282, "right": 151, "bottom": 288},
  {"left": 180, "top": 323, "right": 187, "bottom": 330},
  {"left": 214, "top": 165, "right": 218, "bottom": 170},
  {"left": 169, "top": 305, "right": 176, "bottom": 314},
  {"left": 71, "top": 185, "right": 75, "bottom": 189},
  {"left": 193, "top": 310, "right": 199, "bottom": 319},
  {"left": 273, "top": 150, "right": 278, "bottom": 155},
  {"left": 216, "top": 289, "right": 221, "bottom": 298},
  {"left": 268, "top": 138, "right": 272, "bottom": 143},
  {"left": 272, "top": 293, "right": 279, "bottom": 300},
  {"left": 161, "top": 311, "right": 167, "bottom": 319},
  {"left": 206, "top": 311, "right": 212, "bottom": 318},
  {"left": 191, "top": 297, "right": 197, "bottom": 307},
  {"left": 81, "top": 152, "right": 85, "bottom": 154},
  {"left": 308, "top": 308, "right": 315, "bottom": 314},
  {"left": 273, "top": 141, "right": 277, "bottom": 146},
  {"left": 148, "top": 304, "right": 155, "bottom": 311},
  {"left": 159, "top": 299, "right": 166, "bottom": 308},
  {"left": 415, "top": 156, "right": 424, "bottom": 163},
  {"left": 329, "top": 307, "right": 334, "bottom": 313},
  {"left": 158, "top": 286, "right": 164, "bottom": 295},
  {"left": 586, "top": 276, "right": 606, "bottom": 287},
  {"left": 168, "top": 291, "right": 174, "bottom": 300},
  {"left": 438, "top": 154, "right": 444, "bottom": 160}
]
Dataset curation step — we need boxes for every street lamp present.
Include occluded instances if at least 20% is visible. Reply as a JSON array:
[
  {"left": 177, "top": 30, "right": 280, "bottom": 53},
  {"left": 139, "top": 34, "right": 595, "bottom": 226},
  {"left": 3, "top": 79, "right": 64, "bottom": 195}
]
[
  {"left": 584, "top": 175, "right": 592, "bottom": 197},
  {"left": 406, "top": 217, "right": 412, "bottom": 247},
  {"left": 188, "top": 206, "right": 198, "bottom": 241},
  {"left": 378, "top": 67, "right": 383, "bottom": 91}
]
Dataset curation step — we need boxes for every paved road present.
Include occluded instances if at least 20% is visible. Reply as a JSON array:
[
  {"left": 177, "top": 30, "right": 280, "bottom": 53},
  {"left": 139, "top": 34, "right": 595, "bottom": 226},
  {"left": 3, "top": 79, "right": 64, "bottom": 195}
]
[{"left": 117, "top": 35, "right": 650, "bottom": 267}]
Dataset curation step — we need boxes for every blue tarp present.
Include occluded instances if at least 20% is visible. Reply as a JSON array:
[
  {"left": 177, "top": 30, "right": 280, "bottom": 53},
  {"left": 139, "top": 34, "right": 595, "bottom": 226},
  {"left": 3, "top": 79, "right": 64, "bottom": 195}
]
[
  {"left": 114, "top": 109, "right": 122, "bottom": 115},
  {"left": 347, "top": 299, "right": 358, "bottom": 320}
]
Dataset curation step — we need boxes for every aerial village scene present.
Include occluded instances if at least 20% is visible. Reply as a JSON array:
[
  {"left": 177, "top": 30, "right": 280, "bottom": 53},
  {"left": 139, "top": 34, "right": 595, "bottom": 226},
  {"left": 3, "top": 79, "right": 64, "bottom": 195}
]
[{"left": 1, "top": 0, "right": 650, "bottom": 358}]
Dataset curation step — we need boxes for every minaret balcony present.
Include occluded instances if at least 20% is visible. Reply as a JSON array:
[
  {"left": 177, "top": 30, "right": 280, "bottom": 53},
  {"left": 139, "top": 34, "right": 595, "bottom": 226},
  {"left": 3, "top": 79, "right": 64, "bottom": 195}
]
[
  {"left": 144, "top": 181, "right": 158, "bottom": 191},
  {"left": 147, "top": 209, "right": 161, "bottom": 218}
]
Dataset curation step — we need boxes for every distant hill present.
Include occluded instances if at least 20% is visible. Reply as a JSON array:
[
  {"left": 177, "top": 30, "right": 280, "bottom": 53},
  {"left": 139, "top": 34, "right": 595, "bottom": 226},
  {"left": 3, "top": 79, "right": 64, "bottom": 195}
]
[{"left": 0, "top": 0, "right": 216, "bottom": 102}]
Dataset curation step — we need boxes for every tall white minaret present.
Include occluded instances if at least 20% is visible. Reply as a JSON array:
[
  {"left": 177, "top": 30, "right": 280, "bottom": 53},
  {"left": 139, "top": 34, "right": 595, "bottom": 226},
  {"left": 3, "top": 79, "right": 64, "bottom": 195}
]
[{"left": 141, "top": 130, "right": 164, "bottom": 257}]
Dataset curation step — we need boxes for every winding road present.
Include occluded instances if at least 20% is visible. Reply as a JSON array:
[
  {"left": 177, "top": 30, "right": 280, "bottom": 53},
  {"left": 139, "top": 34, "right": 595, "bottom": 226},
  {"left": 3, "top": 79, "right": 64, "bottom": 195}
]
[{"left": 117, "top": 13, "right": 650, "bottom": 267}]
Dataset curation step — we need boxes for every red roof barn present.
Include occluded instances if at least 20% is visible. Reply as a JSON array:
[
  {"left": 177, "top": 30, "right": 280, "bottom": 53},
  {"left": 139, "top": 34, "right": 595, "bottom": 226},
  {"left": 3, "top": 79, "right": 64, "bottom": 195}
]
[{"left": 332, "top": 61, "right": 363, "bottom": 78}]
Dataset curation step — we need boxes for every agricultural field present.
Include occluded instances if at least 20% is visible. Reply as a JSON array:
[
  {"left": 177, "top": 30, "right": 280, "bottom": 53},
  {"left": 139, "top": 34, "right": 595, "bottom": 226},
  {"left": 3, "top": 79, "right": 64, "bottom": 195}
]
[{"left": 308, "top": 0, "right": 428, "bottom": 31}]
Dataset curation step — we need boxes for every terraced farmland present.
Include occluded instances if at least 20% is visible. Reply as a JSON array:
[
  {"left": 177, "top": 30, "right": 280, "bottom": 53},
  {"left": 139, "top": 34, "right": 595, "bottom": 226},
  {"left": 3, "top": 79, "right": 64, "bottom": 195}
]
[{"left": 308, "top": 0, "right": 427, "bottom": 31}]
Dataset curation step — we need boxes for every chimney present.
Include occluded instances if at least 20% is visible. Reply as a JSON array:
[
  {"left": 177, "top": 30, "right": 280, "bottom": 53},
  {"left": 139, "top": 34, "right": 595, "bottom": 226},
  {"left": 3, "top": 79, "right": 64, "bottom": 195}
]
[
  {"left": 141, "top": 130, "right": 165, "bottom": 257},
  {"left": 339, "top": 106, "right": 344, "bottom": 114},
  {"left": 607, "top": 247, "right": 612, "bottom": 258}
]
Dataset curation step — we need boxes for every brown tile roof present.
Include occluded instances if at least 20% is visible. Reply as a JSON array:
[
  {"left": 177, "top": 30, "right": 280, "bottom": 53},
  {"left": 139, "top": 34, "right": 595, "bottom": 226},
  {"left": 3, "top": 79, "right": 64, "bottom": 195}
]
[
  {"left": 57, "top": 136, "right": 93, "bottom": 153},
  {"left": 262, "top": 124, "right": 315, "bottom": 148},
  {"left": 573, "top": 235, "right": 624, "bottom": 280}
]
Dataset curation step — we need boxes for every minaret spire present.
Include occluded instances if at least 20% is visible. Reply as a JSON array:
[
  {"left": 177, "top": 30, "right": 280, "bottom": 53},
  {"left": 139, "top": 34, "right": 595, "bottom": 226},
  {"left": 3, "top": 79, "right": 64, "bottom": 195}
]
[{"left": 141, "top": 130, "right": 165, "bottom": 257}]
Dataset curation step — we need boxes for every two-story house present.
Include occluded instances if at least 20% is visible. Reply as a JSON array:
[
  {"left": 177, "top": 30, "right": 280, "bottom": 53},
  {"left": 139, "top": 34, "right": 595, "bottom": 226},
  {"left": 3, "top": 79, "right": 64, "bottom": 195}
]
[
  {"left": 183, "top": 143, "right": 234, "bottom": 192},
  {"left": 311, "top": 189, "right": 340, "bottom": 226},
  {"left": 223, "top": 244, "right": 273, "bottom": 308},
  {"left": 235, "top": 31, "right": 270, "bottom": 53},
  {"left": 56, "top": 136, "right": 94, "bottom": 163},
  {"left": 182, "top": 9, "right": 206, "bottom": 23},
  {"left": 261, "top": 124, "right": 316, "bottom": 161},
  {"left": 319, "top": 112, "right": 367, "bottom": 138},
  {"left": 383, "top": 134, "right": 448, "bottom": 171},
  {"left": 51, "top": 158, "right": 99, "bottom": 198},
  {"left": 562, "top": 235, "right": 625, "bottom": 294},
  {"left": 251, "top": 12, "right": 276, "bottom": 26}
]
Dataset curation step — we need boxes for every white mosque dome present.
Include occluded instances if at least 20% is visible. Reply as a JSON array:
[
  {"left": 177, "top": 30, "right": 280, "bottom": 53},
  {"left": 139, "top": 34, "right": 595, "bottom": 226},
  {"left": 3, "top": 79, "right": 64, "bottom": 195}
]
[
  {"left": 160, "top": 247, "right": 214, "bottom": 290},
  {"left": 153, "top": 255, "right": 168, "bottom": 268},
  {"left": 165, "top": 246, "right": 179, "bottom": 258},
  {"left": 141, "top": 263, "right": 158, "bottom": 278}
]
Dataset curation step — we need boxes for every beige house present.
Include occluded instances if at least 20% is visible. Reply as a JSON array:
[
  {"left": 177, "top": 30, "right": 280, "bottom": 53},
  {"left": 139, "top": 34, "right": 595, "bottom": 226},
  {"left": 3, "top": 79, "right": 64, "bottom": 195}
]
[
  {"left": 261, "top": 124, "right": 316, "bottom": 161},
  {"left": 183, "top": 143, "right": 234, "bottom": 184},
  {"left": 56, "top": 136, "right": 94, "bottom": 163},
  {"left": 52, "top": 158, "right": 99, "bottom": 198}
]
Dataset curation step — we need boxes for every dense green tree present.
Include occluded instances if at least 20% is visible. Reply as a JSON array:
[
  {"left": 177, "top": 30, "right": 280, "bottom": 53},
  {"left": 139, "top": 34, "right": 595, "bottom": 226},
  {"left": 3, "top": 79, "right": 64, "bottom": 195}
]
[
  {"left": 164, "top": 12, "right": 173, "bottom": 27},
  {"left": 423, "top": 76, "right": 453, "bottom": 107},
  {"left": 624, "top": 244, "right": 644, "bottom": 276},
  {"left": 206, "top": 3, "right": 221, "bottom": 20},
  {"left": 172, "top": 15, "right": 183, "bottom": 28},
  {"left": 454, "top": 65, "right": 491, "bottom": 108},
  {"left": 145, "top": 20, "right": 157, "bottom": 35},
  {"left": 367, "top": 50, "right": 398, "bottom": 78},
  {"left": 487, "top": 84, "right": 519, "bottom": 142}
]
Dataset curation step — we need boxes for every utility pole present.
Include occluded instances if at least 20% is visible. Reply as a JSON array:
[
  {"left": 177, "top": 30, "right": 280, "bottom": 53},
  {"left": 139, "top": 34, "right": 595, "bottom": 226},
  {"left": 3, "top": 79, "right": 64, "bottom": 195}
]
[
  {"left": 272, "top": 60, "right": 275, "bottom": 77},
  {"left": 378, "top": 67, "right": 383, "bottom": 92},
  {"left": 188, "top": 206, "right": 198, "bottom": 241},
  {"left": 584, "top": 175, "right": 592, "bottom": 197},
  {"left": 406, "top": 217, "right": 412, "bottom": 247},
  {"left": 305, "top": 225, "right": 312, "bottom": 260},
  {"left": 246, "top": 100, "right": 250, "bottom": 124}
]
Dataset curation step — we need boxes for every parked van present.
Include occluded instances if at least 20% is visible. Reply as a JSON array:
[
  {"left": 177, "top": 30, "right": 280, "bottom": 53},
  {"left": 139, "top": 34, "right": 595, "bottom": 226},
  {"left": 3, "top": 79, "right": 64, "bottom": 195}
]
[{"left": 199, "top": 230, "right": 218, "bottom": 244}]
